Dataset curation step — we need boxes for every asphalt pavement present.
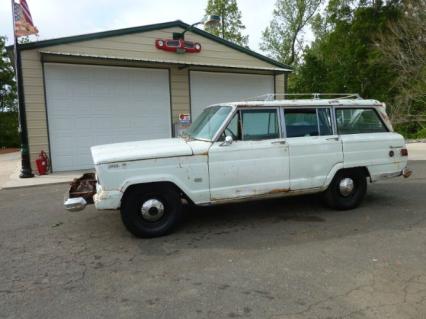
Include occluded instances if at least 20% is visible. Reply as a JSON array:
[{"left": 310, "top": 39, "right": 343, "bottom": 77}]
[{"left": 1, "top": 161, "right": 425, "bottom": 319}]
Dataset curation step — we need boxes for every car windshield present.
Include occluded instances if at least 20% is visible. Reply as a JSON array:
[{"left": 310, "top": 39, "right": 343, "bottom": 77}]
[{"left": 185, "top": 106, "right": 232, "bottom": 141}]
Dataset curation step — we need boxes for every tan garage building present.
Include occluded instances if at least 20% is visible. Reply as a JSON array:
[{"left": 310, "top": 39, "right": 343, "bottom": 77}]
[{"left": 16, "top": 20, "right": 291, "bottom": 172}]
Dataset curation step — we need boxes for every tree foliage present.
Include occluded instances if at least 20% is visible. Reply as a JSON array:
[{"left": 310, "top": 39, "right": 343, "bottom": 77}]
[
  {"left": 205, "top": 0, "right": 249, "bottom": 47},
  {"left": 0, "top": 36, "right": 17, "bottom": 113},
  {"left": 0, "top": 36, "right": 19, "bottom": 147},
  {"left": 290, "top": 0, "right": 426, "bottom": 137},
  {"left": 294, "top": 3, "right": 399, "bottom": 96},
  {"left": 375, "top": 0, "right": 426, "bottom": 123},
  {"left": 261, "top": 0, "right": 323, "bottom": 65}
]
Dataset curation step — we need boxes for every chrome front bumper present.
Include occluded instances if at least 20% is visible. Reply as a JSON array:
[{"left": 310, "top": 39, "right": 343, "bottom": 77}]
[
  {"left": 64, "top": 173, "right": 96, "bottom": 212},
  {"left": 64, "top": 197, "right": 88, "bottom": 212}
]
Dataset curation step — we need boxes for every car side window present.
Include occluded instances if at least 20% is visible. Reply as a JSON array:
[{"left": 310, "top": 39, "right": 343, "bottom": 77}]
[
  {"left": 221, "top": 112, "right": 241, "bottom": 141},
  {"left": 336, "top": 108, "right": 388, "bottom": 134},
  {"left": 318, "top": 108, "right": 333, "bottom": 136},
  {"left": 284, "top": 109, "right": 319, "bottom": 137},
  {"left": 240, "top": 109, "right": 279, "bottom": 141}
]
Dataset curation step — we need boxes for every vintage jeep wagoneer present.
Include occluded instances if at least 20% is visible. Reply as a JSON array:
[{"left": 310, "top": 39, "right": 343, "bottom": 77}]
[{"left": 64, "top": 96, "right": 411, "bottom": 237}]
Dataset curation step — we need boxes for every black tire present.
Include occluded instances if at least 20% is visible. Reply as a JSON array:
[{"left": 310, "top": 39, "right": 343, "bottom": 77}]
[
  {"left": 120, "top": 184, "right": 182, "bottom": 238},
  {"left": 322, "top": 169, "right": 367, "bottom": 210}
]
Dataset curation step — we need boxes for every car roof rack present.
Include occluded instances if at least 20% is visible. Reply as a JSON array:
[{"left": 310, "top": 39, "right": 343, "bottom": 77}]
[{"left": 246, "top": 93, "right": 363, "bottom": 101}]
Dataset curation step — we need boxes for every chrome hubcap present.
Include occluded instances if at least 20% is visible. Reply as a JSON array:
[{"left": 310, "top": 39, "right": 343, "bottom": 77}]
[
  {"left": 141, "top": 199, "right": 165, "bottom": 222},
  {"left": 339, "top": 178, "right": 354, "bottom": 196}
]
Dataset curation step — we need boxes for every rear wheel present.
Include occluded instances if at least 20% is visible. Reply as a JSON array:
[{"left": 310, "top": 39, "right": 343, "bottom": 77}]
[
  {"left": 120, "top": 184, "right": 182, "bottom": 238},
  {"left": 322, "top": 169, "right": 367, "bottom": 210}
]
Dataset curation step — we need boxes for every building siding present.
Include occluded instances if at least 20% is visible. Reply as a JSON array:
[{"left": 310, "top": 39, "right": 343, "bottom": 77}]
[
  {"left": 43, "top": 27, "right": 279, "bottom": 70},
  {"left": 170, "top": 67, "right": 190, "bottom": 120},
  {"left": 275, "top": 74, "right": 285, "bottom": 95},
  {"left": 21, "top": 50, "right": 49, "bottom": 167}
]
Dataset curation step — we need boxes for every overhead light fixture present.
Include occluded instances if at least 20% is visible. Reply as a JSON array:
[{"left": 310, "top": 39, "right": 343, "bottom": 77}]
[{"left": 173, "top": 15, "right": 221, "bottom": 40}]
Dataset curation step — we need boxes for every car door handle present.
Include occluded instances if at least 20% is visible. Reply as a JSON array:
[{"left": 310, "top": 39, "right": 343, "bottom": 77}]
[
  {"left": 326, "top": 137, "right": 339, "bottom": 141},
  {"left": 271, "top": 140, "right": 286, "bottom": 145}
]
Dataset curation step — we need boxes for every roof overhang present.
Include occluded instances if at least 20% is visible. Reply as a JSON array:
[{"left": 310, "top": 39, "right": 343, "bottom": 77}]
[{"left": 40, "top": 51, "right": 292, "bottom": 73}]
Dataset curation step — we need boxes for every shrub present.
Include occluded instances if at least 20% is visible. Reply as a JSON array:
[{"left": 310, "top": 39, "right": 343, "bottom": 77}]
[{"left": 0, "top": 112, "right": 20, "bottom": 148}]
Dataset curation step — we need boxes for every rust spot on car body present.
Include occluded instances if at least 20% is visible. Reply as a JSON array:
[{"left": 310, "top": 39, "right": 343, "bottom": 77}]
[
  {"left": 199, "top": 151, "right": 209, "bottom": 156},
  {"left": 267, "top": 188, "right": 290, "bottom": 194},
  {"left": 68, "top": 172, "right": 96, "bottom": 204},
  {"left": 210, "top": 188, "right": 291, "bottom": 203}
]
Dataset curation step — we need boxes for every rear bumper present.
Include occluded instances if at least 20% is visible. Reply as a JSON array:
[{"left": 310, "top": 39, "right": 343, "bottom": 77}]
[
  {"left": 372, "top": 167, "right": 412, "bottom": 181},
  {"left": 402, "top": 167, "right": 412, "bottom": 178}
]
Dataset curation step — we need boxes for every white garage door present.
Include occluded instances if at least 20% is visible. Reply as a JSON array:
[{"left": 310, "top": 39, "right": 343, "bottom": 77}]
[
  {"left": 190, "top": 71, "right": 274, "bottom": 120},
  {"left": 44, "top": 63, "right": 171, "bottom": 171}
]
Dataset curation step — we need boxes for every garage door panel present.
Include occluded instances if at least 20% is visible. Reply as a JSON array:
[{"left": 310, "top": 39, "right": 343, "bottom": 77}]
[
  {"left": 190, "top": 71, "right": 274, "bottom": 120},
  {"left": 45, "top": 63, "right": 171, "bottom": 171}
]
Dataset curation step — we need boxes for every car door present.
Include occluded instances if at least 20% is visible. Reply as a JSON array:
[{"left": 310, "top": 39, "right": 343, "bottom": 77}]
[
  {"left": 335, "top": 107, "right": 406, "bottom": 178},
  {"left": 208, "top": 108, "right": 290, "bottom": 201},
  {"left": 284, "top": 107, "right": 343, "bottom": 190}
]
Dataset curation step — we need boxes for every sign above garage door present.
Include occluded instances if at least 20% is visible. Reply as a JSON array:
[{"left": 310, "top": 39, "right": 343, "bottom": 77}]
[
  {"left": 44, "top": 63, "right": 171, "bottom": 171},
  {"left": 190, "top": 71, "right": 274, "bottom": 120}
]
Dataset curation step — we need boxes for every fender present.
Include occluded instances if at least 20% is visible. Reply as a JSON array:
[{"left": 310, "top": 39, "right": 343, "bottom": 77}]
[
  {"left": 324, "top": 163, "right": 371, "bottom": 188},
  {"left": 119, "top": 174, "right": 210, "bottom": 204},
  {"left": 324, "top": 162, "right": 345, "bottom": 188}
]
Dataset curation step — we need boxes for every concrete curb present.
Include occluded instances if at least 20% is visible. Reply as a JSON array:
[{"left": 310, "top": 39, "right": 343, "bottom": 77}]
[{"left": 1, "top": 181, "right": 71, "bottom": 190}]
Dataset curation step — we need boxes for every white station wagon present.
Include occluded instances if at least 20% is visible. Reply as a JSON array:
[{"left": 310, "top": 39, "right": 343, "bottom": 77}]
[{"left": 65, "top": 95, "right": 411, "bottom": 238}]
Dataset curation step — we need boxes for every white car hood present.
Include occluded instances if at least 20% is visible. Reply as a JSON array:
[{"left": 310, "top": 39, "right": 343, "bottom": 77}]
[{"left": 91, "top": 138, "right": 193, "bottom": 165}]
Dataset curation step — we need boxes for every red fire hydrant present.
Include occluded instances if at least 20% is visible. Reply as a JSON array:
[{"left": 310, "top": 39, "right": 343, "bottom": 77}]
[{"left": 35, "top": 150, "right": 49, "bottom": 175}]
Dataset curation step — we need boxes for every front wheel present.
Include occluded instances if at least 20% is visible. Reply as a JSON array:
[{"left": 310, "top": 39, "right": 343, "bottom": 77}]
[
  {"left": 322, "top": 169, "right": 367, "bottom": 210},
  {"left": 120, "top": 184, "right": 182, "bottom": 238}
]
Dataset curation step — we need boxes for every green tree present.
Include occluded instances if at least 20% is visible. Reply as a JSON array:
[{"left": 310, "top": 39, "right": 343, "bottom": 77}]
[
  {"left": 0, "top": 36, "right": 19, "bottom": 147},
  {"left": 261, "top": 0, "right": 323, "bottom": 65},
  {"left": 205, "top": 0, "right": 249, "bottom": 47},
  {"left": 375, "top": 0, "right": 426, "bottom": 127},
  {"left": 0, "top": 36, "right": 17, "bottom": 113},
  {"left": 291, "top": 2, "right": 399, "bottom": 101},
  {"left": 291, "top": 0, "right": 426, "bottom": 136}
]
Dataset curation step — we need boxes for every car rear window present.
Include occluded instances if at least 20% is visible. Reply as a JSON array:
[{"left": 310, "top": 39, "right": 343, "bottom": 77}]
[{"left": 336, "top": 108, "right": 388, "bottom": 134}]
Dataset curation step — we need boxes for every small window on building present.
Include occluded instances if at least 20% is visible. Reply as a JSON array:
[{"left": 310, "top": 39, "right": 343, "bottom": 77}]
[
  {"left": 285, "top": 109, "right": 319, "bottom": 137},
  {"left": 336, "top": 108, "right": 387, "bottom": 134},
  {"left": 241, "top": 109, "right": 279, "bottom": 141}
]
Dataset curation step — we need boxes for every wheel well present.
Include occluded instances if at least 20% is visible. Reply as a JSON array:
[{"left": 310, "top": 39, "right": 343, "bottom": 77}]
[
  {"left": 121, "top": 182, "right": 194, "bottom": 205},
  {"left": 338, "top": 167, "right": 371, "bottom": 180}
]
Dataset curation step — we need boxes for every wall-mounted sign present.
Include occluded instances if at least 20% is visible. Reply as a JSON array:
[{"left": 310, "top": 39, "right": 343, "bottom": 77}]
[
  {"left": 155, "top": 39, "right": 201, "bottom": 54},
  {"left": 179, "top": 113, "right": 191, "bottom": 124}
]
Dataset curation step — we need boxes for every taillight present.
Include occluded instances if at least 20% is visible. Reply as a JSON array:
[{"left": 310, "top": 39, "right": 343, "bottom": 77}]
[{"left": 400, "top": 148, "right": 408, "bottom": 156}]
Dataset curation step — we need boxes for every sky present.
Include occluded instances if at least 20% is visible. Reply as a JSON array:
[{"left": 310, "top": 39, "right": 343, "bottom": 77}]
[{"left": 0, "top": 0, "right": 278, "bottom": 53}]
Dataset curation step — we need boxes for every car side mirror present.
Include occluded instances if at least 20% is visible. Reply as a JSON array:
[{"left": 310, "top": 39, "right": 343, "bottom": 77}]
[{"left": 221, "top": 135, "right": 233, "bottom": 146}]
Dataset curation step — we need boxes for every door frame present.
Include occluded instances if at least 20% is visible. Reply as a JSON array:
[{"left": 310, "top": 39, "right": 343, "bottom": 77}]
[{"left": 208, "top": 106, "right": 289, "bottom": 200}]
